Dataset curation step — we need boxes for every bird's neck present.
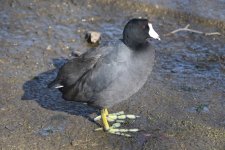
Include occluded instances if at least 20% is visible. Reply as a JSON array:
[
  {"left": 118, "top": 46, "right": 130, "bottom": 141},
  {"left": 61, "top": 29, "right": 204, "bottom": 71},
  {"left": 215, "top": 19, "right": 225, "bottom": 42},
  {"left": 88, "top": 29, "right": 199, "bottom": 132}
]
[{"left": 122, "top": 39, "right": 148, "bottom": 51}]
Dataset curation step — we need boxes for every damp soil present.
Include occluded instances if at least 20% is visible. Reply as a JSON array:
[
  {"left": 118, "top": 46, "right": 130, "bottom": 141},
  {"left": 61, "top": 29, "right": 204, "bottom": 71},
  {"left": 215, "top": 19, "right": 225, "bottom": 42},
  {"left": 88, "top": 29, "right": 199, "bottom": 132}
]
[{"left": 0, "top": 0, "right": 225, "bottom": 150}]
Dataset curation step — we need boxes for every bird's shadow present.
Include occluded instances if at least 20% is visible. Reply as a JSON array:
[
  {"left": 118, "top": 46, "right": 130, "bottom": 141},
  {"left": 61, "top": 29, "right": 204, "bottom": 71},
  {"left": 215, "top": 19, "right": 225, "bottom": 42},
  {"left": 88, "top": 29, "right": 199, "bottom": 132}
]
[{"left": 21, "top": 58, "right": 98, "bottom": 124}]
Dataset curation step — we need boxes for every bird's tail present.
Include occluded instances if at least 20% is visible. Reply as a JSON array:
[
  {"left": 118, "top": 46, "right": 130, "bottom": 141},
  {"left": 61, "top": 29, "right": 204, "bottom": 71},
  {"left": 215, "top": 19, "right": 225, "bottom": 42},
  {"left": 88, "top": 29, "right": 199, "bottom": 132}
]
[{"left": 48, "top": 78, "right": 63, "bottom": 88}]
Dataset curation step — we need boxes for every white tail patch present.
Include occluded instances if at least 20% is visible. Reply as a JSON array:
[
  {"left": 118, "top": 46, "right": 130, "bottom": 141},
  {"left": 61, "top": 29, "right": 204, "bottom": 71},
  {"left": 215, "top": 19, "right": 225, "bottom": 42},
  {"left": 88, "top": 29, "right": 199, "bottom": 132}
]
[
  {"left": 55, "top": 85, "right": 64, "bottom": 88},
  {"left": 148, "top": 23, "right": 160, "bottom": 40}
]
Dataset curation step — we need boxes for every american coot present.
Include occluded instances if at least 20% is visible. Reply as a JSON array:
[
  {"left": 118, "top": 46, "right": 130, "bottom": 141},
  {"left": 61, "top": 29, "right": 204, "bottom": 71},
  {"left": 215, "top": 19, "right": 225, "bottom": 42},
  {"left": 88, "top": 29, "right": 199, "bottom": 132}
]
[{"left": 48, "top": 18, "right": 160, "bottom": 137}]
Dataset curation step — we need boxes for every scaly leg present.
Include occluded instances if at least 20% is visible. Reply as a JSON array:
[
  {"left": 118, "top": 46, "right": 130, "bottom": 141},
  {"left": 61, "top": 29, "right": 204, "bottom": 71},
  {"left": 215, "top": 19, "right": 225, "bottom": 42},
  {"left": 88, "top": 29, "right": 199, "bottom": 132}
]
[{"left": 101, "top": 108, "right": 109, "bottom": 130}]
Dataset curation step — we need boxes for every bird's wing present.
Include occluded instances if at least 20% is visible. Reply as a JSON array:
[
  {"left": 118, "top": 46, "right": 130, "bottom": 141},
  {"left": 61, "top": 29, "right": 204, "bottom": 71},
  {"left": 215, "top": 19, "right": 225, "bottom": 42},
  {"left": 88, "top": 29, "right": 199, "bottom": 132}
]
[
  {"left": 48, "top": 41, "right": 123, "bottom": 103},
  {"left": 47, "top": 55, "right": 100, "bottom": 89},
  {"left": 48, "top": 44, "right": 114, "bottom": 89}
]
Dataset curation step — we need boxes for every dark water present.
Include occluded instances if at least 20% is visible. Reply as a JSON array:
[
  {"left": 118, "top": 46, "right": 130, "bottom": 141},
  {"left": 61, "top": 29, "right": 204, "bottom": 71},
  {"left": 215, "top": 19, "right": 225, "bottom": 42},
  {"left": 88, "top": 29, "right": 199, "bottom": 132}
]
[{"left": 0, "top": 0, "right": 225, "bottom": 149}]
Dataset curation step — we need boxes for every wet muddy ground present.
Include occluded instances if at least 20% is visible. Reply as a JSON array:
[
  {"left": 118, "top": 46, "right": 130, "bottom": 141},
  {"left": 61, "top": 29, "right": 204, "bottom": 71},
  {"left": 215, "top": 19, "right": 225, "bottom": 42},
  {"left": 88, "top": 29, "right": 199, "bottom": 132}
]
[{"left": 0, "top": 0, "right": 225, "bottom": 149}]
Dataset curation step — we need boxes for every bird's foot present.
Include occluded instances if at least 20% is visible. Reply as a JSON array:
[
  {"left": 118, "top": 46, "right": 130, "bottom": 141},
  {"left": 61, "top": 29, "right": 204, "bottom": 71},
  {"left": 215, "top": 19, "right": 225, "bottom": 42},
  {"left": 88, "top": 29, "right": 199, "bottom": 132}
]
[
  {"left": 94, "top": 111, "right": 140, "bottom": 122},
  {"left": 94, "top": 122, "right": 139, "bottom": 137},
  {"left": 94, "top": 110, "right": 140, "bottom": 137}
]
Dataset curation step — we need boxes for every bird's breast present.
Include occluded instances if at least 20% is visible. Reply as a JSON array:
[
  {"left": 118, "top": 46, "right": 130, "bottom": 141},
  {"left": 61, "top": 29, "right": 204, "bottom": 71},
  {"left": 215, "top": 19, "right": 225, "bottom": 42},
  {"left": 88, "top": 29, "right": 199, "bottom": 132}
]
[{"left": 98, "top": 46, "right": 155, "bottom": 107}]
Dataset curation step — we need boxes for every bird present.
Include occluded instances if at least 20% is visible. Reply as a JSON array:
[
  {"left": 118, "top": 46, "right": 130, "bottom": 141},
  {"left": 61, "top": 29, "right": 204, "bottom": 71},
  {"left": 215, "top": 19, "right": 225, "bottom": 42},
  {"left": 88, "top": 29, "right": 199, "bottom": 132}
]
[{"left": 48, "top": 18, "right": 160, "bottom": 137}]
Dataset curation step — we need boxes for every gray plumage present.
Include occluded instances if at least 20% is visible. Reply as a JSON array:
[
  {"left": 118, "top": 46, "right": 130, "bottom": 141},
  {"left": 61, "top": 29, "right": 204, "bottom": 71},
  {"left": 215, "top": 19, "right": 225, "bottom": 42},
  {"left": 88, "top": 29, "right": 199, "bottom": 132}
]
[{"left": 49, "top": 40, "right": 155, "bottom": 108}]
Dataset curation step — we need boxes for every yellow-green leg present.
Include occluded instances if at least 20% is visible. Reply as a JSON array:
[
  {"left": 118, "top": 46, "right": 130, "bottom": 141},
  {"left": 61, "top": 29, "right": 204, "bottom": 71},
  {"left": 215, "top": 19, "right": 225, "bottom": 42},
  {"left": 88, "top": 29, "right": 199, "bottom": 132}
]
[
  {"left": 101, "top": 108, "right": 109, "bottom": 130},
  {"left": 94, "top": 108, "right": 140, "bottom": 137}
]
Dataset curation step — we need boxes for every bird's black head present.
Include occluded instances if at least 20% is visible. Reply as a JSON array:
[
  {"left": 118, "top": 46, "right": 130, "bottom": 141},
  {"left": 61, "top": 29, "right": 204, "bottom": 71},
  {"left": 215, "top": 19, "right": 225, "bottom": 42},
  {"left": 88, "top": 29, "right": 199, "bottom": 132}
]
[{"left": 122, "top": 18, "right": 160, "bottom": 50}]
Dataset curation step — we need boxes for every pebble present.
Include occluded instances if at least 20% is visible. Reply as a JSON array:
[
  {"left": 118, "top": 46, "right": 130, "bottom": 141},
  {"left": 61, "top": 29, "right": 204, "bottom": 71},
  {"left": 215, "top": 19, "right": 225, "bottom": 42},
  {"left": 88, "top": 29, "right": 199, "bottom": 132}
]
[
  {"left": 85, "top": 31, "right": 101, "bottom": 44},
  {"left": 187, "top": 104, "right": 209, "bottom": 113},
  {"left": 46, "top": 45, "right": 52, "bottom": 50},
  {"left": 63, "top": 45, "right": 70, "bottom": 50},
  {"left": 0, "top": 107, "right": 6, "bottom": 111}
]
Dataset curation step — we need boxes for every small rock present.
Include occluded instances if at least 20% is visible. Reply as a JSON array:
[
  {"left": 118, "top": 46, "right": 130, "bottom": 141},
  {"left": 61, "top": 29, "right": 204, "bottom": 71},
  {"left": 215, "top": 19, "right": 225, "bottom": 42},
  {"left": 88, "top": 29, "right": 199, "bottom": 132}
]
[
  {"left": 70, "top": 139, "right": 77, "bottom": 146},
  {"left": 87, "top": 4, "right": 92, "bottom": 8},
  {"left": 90, "top": 17, "right": 94, "bottom": 21},
  {"left": 70, "top": 39, "right": 76, "bottom": 42},
  {"left": 187, "top": 104, "right": 209, "bottom": 113},
  {"left": 5, "top": 122, "right": 22, "bottom": 131},
  {"left": 85, "top": 31, "right": 101, "bottom": 44},
  {"left": 38, "top": 126, "right": 55, "bottom": 136},
  {"left": 46, "top": 45, "right": 52, "bottom": 51},
  {"left": 0, "top": 106, "right": 6, "bottom": 111},
  {"left": 63, "top": 45, "right": 70, "bottom": 50},
  {"left": 195, "top": 104, "right": 209, "bottom": 113}
]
